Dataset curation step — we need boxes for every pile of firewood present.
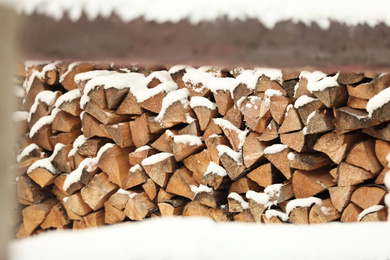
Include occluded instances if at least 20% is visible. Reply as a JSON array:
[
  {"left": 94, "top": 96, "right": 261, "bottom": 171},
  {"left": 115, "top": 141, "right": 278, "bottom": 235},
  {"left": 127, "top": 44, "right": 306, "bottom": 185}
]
[{"left": 13, "top": 62, "right": 390, "bottom": 238}]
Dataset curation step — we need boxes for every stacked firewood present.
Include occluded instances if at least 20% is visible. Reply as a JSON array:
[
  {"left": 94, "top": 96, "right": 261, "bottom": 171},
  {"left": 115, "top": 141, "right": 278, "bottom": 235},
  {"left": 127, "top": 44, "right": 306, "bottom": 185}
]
[{"left": 13, "top": 62, "right": 390, "bottom": 238}]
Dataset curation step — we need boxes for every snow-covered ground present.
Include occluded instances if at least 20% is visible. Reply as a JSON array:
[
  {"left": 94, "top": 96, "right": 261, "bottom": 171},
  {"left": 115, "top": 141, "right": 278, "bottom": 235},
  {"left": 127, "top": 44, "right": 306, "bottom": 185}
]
[{"left": 9, "top": 217, "right": 390, "bottom": 260}]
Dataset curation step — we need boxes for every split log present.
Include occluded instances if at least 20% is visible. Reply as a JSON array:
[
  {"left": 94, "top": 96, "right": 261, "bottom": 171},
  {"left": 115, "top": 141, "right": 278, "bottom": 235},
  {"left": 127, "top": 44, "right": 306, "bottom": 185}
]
[
  {"left": 203, "top": 161, "right": 230, "bottom": 190},
  {"left": 157, "top": 188, "right": 175, "bottom": 203},
  {"left": 78, "top": 138, "right": 110, "bottom": 158},
  {"left": 375, "top": 140, "right": 390, "bottom": 167},
  {"left": 100, "top": 122, "right": 134, "bottom": 148},
  {"left": 182, "top": 201, "right": 211, "bottom": 218},
  {"left": 64, "top": 192, "right": 92, "bottom": 216},
  {"left": 227, "top": 193, "right": 248, "bottom": 213},
  {"left": 50, "top": 128, "right": 83, "bottom": 147},
  {"left": 80, "top": 210, "right": 105, "bottom": 229},
  {"left": 218, "top": 145, "right": 246, "bottom": 181},
  {"left": 337, "top": 72, "right": 364, "bottom": 85},
  {"left": 172, "top": 135, "right": 205, "bottom": 161},
  {"left": 28, "top": 167, "right": 56, "bottom": 188},
  {"left": 229, "top": 177, "right": 261, "bottom": 194},
  {"left": 312, "top": 85, "right": 348, "bottom": 108},
  {"left": 289, "top": 207, "right": 310, "bottom": 225},
  {"left": 359, "top": 207, "right": 388, "bottom": 222},
  {"left": 122, "top": 165, "right": 149, "bottom": 189},
  {"left": 124, "top": 192, "right": 157, "bottom": 220},
  {"left": 233, "top": 209, "right": 255, "bottom": 222},
  {"left": 129, "top": 113, "right": 158, "bottom": 148},
  {"left": 202, "top": 119, "right": 223, "bottom": 140},
  {"left": 30, "top": 123, "right": 53, "bottom": 151},
  {"left": 213, "top": 118, "right": 246, "bottom": 152},
  {"left": 52, "top": 144, "right": 72, "bottom": 173},
  {"left": 104, "top": 200, "right": 126, "bottom": 224},
  {"left": 178, "top": 120, "right": 201, "bottom": 136},
  {"left": 375, "top": 166, "right": 389, "bottom": 185},
  {"left": 329, "top": 185, "right": 356, "bottom": 212},
  {"left": 280, "top": 130, "right": 317, "bottom": 153},
  {"left": 258, "top": 120, "right": 279, "bottom": 141},
  {"left": 22, "top": 199, "right": 58, "bottom": 234},
  {"left": 350, "top": 186, "right": 386, "bottom": 209},
  {"left": 151, "top": 129, "right": 177, "bottom": 153},
  {"left": 212, "top": 89, "right": 234, "bottom": 116},
  {"left": 337, "top": 162, "right": 375, "bottom": 186},
  {"left": 40, "top": 202, "right": 70, "bottom": 229},
  {"left": 105, "top": 87, "right": 129, "bottom": 110},
  {"left": 264, "top": 144, "right": 292, "bottom": 179},
  {"left": 142, "top": 178, "right": 158, "bottom": 201},
  {"left": 292, "top": 169, "right": 335, "bottom": 198},
  {"left": 84, "top": 99, "right": 130, "bottom": 125},
  {"left": 223, "top": 106, "right": 243, "bottom": 129},
  {"left": 335, "top": 107, "right": 378, "bottom": 132},
  {"left": 242, "top": 132, "right": 266, "bottom": 168},
  {"left": 116, "top": 91, "right": 144, "bottom": 115},
  {"left": 158, "top": 200, "right": 185, "bottom": 217},
  {"left": 208, "top": 208, "right": 230, "bottom": 222},
  {"left": 191, "top": 97, "right": 218, "bottom": 131},
  {"left": 80, "top": 172, "right": 118, "bottom": 211},
  {"left": 304, "top": 110, "right": 335, "bottom": 134},
  {"left": 345, "top": 140, "right": 382, "bottom": 174},
  {"left": 309, "top": 198, "right": 340, "bottom": 223},
  {"left": 52, "top": 110, "right": 81, "bottom": 133},
  {"left": 348, "top": 96, "right": 368, "bottom": 109},
  {"left": 313, "top": 132, "right": 361, "bottom": 164},
  {"left": 128, "top": 146, "right": 157, "bottom": 166},
  {"left": 239, "top": 96, "right": 271, "bottom": 134},
  {"left": 341, "top": 203, "right": 362, "bottom": 222},
  {"left": 141, "top": 153, "right": 177, "bottom": 187},
  {"left": 98, "top": 145, "right": 131, "bottom": 187},
  {"left": 347, "top": 74, "right": 390, "bottom": 99},
  {"left": 247, "top": 163, "right": 284, "bottom": 188},
  {"left": 204, "top": 134, "right": 230, "bottom": 165},
  {"left": 183, "top": 150, "right": 210, "bottom": 185},
  {"left": 81, "top": 112, "right": 112, "bottom": 138},
  {"left": 363, "top": 122, "right": 390, "bottom": 142},
  {"left": 166, "top": 168, "right": 197, "bottom": 200},
  {"left": 288, "top": 152, "right": 332, "bottom": 171},
  {"left": 278, "top": 105, "right": 303, "bottom": 134},
  {"left": 295, "top": 96, "right": 325, "bottom": 124},
  {"left": 17, "top": 175, "right": 49, "bottom": 205}
]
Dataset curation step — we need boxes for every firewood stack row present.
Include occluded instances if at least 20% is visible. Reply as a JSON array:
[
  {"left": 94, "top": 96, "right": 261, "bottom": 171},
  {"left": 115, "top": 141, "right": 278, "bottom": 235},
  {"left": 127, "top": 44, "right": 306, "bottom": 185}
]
[{"left": 13, "top": 62, "right": 390, "bottom": 238}]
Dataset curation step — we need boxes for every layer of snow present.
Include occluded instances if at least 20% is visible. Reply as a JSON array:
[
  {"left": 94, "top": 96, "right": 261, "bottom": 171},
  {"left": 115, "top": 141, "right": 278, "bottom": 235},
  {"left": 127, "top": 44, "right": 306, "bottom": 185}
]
[
  {"left": 204, "top": 161, "right": 228, "bottom": 177},
  {"left": 55, "top": 89, "right": 81, "bottom": 108},
  {"left": 29, "top": 108, "right": 60, "bottom": 138},
  {"left": 246, "top": 184, "right": 283, "bottom": 208},
  {"left": 306, "top": 72, "right": 339, "bottom": 93},
  {"left": 68, "top": 135, "right": 88, "bottom": 157},
  {"left": 339, "top": 107, "right": 369, "bottom": 120},
  {"left": 213, "top": 118, "right": 248, "bottom": 149},
  {"left": 286, "top": 197, "right": 322, "bottom": 215},
  {"left": 193, "top": 184, "right": 212, "bottom": 194},
  {"left": 294, "top": 95, "right": 318, "bottom": 109},
  {"left": 264, "top": 144, "right": 288, "bottom": 155},
  {"left": 264, "top": 184, "right": 283, "bottom": 197},
  {"left": 287, "top": 152, "right": 296, "bottom": 161},
  {"left": 264, "top": 89, "right": 283, "bottom": 97},
  {"left": 254, "top": 68, "right": 283, "bottom": 82},
  {"left": 27, "top": 143, "right": 65, "bottom": 174},
  {"left": 265, "top": 209, "right": 289, "bottom": 222},
  {"left": 141, "top": 152, "right": 173, "bottom": 166},
  {"left": 216, "top": 145, "right": 242, "bottom": 164},
  {"left": 228, "top": 192, "right": 249, "bottom": 210},
  {"left": 246, "top": 190, "right": 269, "bottom": 205},
  {"left": 12, "top": 111, "right": 28, "bottom": 122},
  {"left": 9, "top": 217, "right": 390, "bottom": 260},
  {"left": 134, "top": 145, "right": 152, "bottom": 152},
  {"left": 190, "top": 96, "right": 217, "bottom": 110},
  {"left": 154, "top": 88, "right": 189, "bottom": 122},
  {"left": 59, "top": 62, "right": 81, "bottom": 83},
  {"left": 130, "top": 164, "right": 142, "bottom": 173},
  {"left": 74, "top": 70, "right": 116, "bottom": 83},
  {"left": 63, "top": 143, "right": 114, "bottom": 190},
  {"left": 366, "top": 87, "right": 390, "bottom": 117},
  {"left": 358, "top": 205, "right": 385, "bottom": 221},
  {"left": 168, "top": 65, "right": 190, "bottom": 74},
  {"left": 28, "top": 90, "right": 58, "bottom": 122},
  {"left": 16, "top": 143, "right": 40, "bottom": 163},
  {"left": 173, "top": 135, "right": 203, "bottom": 146}
]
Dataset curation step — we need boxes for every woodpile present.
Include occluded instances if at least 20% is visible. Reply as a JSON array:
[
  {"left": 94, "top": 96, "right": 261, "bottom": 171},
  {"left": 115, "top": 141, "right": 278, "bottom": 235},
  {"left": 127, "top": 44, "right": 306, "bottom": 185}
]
[{"left": 13, "top": 62, "right": 390, "bottom": 238}]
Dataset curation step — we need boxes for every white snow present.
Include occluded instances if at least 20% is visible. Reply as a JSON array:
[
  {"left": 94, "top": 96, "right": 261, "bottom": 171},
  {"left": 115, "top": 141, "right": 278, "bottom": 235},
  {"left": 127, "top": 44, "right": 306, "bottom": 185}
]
[
  {"left": 185, "top": 113, "right": 196, "bottom": 124},
  {"left": 154, "top": 88, "right": 189, "bottom": 122},
  {"left": 321, "top": 206, "right": 331, "bottom": 216},
  {"left": 246, "top": 190, "right": 269, "bottom": 205},
  {"left": 264, "top": 144, "right": 288, "bottom": 155},
  {"left": 306, "top": 111, "right": 317, "bottom": 125},
  {"left": 63, "top": 143, "right": 114, "bottom": 190},
  {"left": 286, "top": 197, "right": 322, "bottom": 215},
  {"left": 9, "top": 217, "right": 390, "bottom": 260},
  {"left": 68, "top": 135, "right": 89, "bottom": 157},
  {"left": 358, "top": 205, "right": 385, "bottom": 221},
  {"left": 27, "top": 143, "right": 65, "bottom": 174},
  {"left": 294, "top": 95, "right": 318, "bottom": 109},
  {"left": 213, "top": 118, "right": 248, "bottom": 150},
  {"left": 116, "top": 188, "right": 133, "bottom": 196},
  {"left": 134, "top": 145, "right": 152, "bottom": 152},
  {"left": 130, "top": 164, "right": 142, "bottom": 173},
  {"left": 228, "top": 192, "right": 249, "bottom": 210},
  {"left": 264, "top": 184, "right": 283, "bottom": 197},
  {"left": 12, "top": 111, "right": 28, "bottom": 122},
  {"left": 265, "top": 209, "right": 289, "bottom": 222},
  {"left": 192, "top": 184, "right": 213, "bottom": 194},
  {"left": 190, "top": 96, "right": 217, "bottom": 110},
  {"left": 254, "top": 68, "right": 283, "bottom": 82},
  {"left": 264, "top": 89, "right": 283, "bottom": 97},
  {"left": 173, "top": 135, "right": 203, "bottom": 146},
  {"left": 146, "top": 71, "right": 173, "bottom": 84},
  {"left": 306, "top": 72, "right": 339, "bottom": 93},
  {"left": 287, "top": 152, "right": 296, "bottom": 161},
  {"left": 245, "top": 184, "right": 283, "bottom": 208},
  {"left": 141, "top": 152, "right": 174, "bottom": 166},
  {"left": 74, "top": 70, "right": 116, "bottom": 83},
  {"left": 55, "top": 89, "right": 81, "bottom": 108},
  {"left": 204, "top": 162, "right": 228, "bottom": 177},
  {"left": 23, "top": 61, "right": 61, "bottom": 93},
  {"left": 216, "top": 145, "right": 242, "bottom": 165},
  {"left": 366, "top": 87, "right": 390, "bottom": 117},
  {"left": 59, "top": 62, "right": 81, "bottom": 83},
  {"left": 16, "top": 143, "right": 40, "bottom": 163},
  {"left": 28, "top": 90, "right": 58, "bottom": 122},
  {"left": 302, "top": 126, "right": 308, "bottom": 135},
  {"left": 168, "top": 65, "right": 191, "bottom": 74},
  {"left": 29, "top": 108, "right": 60, "bottom": 138}
]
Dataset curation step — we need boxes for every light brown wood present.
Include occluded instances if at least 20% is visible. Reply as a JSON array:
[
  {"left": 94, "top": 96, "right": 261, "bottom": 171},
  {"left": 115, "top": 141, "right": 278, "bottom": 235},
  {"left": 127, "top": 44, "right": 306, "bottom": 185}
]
[
  {"left": 296, "top": 98, "right": 325, "bottom": 124},
  {"left": 129, "top": 113, "right": 157, "bottom": 148},
  {"left": 182, "top": 201, "right": 211, "bottom": 218},
  {"left": 233, "top": 209, "right": 255, "bottom": 222},
  {"left": 22, "top": 198, "right": 58, "bottom": 234},
  {"left": 122, "top": 165, "right": 149, "bottom": 189},
  {"left": 292, "top": 169, "right": 335, "bottom": 198},
  {"left": 151, "top": 129, "right": 177, "bottom": 153},
  {"left": 128, "top": 146, "right": 158, "bottom": 166},
  {"left": 288, "top": 152, "right": 332, "bottom": 171},
  {"left": 158, "top": 201, "right": 184, "bottom": 217},
  {"left": 166, "top": 168, "right": 197, "bottom": 200},
  {"left": 50, "top": 128, "right": 83, "bottom": 147},
  {"left": 360, "top": 207, "right": 388, "bottom": 222},
  {"left": 80, "top": 210, "right": 105, "bottom": 229},
  {"left": 278, "top": 106, "right": 303, "bottom": 134},
  {"left": 212, "top": 89, "right": 234, "bottom": 116},
  {"left": 124, "top": 192, "right": 157, "bottom": 220},
  {"left": 258, "top": 120, "right": 279, "bottom": 141},
  {"left": 337, "top": 162, "right": 375, "bottom": 186},
  {"left": 337, "top": 72, "right": 364, "bottom": 85},
  {"left": 264, "top": 146, "right": 292, "bottom": 179},
  {"left": 157, "top": 188, "right": 175, "bottom": 203},
  {"left": 305, "top": 110, "right": 335, "bottom": 134},
  {"left": 193, "top": 190, "right": 219, "bottom": 208},
  {"left": 228, "top": 194, "right": 247, "bottom": 213},
  {"left": 262, "top": 213, "right": 283, "bottom": 224},
  {"left": 247, "top": 163, "right": 283, "bottom": 188},
  {"left": 213, "top": 118, "right": 245, "bottom": 152},
  {"left": 312, "top": 85, "right": 348, "bottom": 108},
  {"left": 52, "top": 143, "right": 72, "bottom": 173},
  {"left": 105, "top": 87, "right": 129, "bottom": 110},
  {"left": 242, "top": 132, "right": 266, "bottom": 168},
  {"left": 172, "top": 135, "right": 205, "bottom": 161},
  {"left": 142, "top": 153, "right": 177, "bottom": 187},
  {"left": 346, "top": 140, "right": 382, "bottom": 174},
  {"left": 28, "top": 167, "right": 56, "bottom": 188},
  {"left": 101, "top": 122, "right": 134, "bottom": 148},
  {"left": 64, "top": 192, "right": 93, "bottom": 216},
  {"left": 157, "top": 100, "right": 191, "bottom": 129},
  {"left": 192, "top": 104, "right": 218, "bottom": 131},
  {"left": 219, "top": 146, "right": 246, "bottom": 181},
  {"left": 269, "top": 95, "right": 291, "bottom": 125},
  {"left": 78, "top": 138, "right": 110, "bottom": 157},
  {"left": 116, "top": 91, "right": 144, "bottom": 115},
  {"left": 178, "top": 120, "right": 201, "bottom": 136},
  {"left": 229, "top": 177, "right": 261, "bottom": 194},
  {"left": 182, "top": 150, "right": 210, "bottom": 185},
  {"left": 223, "top": 106, "right": 243, "bottom": 129},
  {"left": 280, "top": 130, "right": 317, "bottom": 153},
  {"left": 341, "top": 203, "right": 362, "bottom": 222},
  {"left": 363, "top": 122, "right": 390, "bottom": 142},
  {"left": 347, "top": 74, "right": 390, "bottom": 99},
  {"left": 202, "top": 119, "right": 223, "bottom": 140},
  {"left": 98, "top": 145, "right": 132, "bottom": 187},
  {"left": 347, "top": 96, "right": 368, "bottom": 109},
  {"left": 139, "top": 92, "right": 167, "bottom": 114},
  {"left": 208, "top": 208, "right": 230, "bottom": 222},
  {"left": 52, "top": 110, "right": 81, "bottom": 133},
  {"left": 350, "top": 186, "right": 386, "bottom": 209},
  {"left": 248, "top": 199, "right": 267, "bottom": 223},
  {"left": 313, "top": 132, "right": 361, "bottom": 164},
  {"left": 329, "top": 185, "right": 356, "bottom": 212},
  {"left": 289, "top": 206, "right": 310, "bottom": 225},
  {"left": 40, "top": 202, "right": 70, "bottom": 229},
  {"left": 104, "top": 200, "right": 126, "bottom": 224},
  {"left": 142, "top": 178, "right": 158, "bottom": 201},
  {"left": 84, "top": 99, "right": 130, "bottom": 125},
  {"left": 30, "top": 123, "right": 53, "bottom": 151},
  {"left": 375, "top": 166, "right": 389, "bottom": 185},
  {"left": 60, "top": 63, "right": 94, "bottom": 91},
  {"left": 204, "top": 134, "right": 230, "bottom": 165},
  {"left": 309, "top": 198, "right": 340, "bottom": 223},
  {"left": 82, "top": 112, "right": 112, "bottom": 138},
  {"left": 240, "top": 96, "right": 272, "bottom": 134},
  {"left": 80, "top": 172, "right": 118, "bottom": 211},
  {"left": 335, "top": 107, "right": 378, "bottom": 133},
  {"left": 375, "top": 140, "right": 390, "bottom": 167}
]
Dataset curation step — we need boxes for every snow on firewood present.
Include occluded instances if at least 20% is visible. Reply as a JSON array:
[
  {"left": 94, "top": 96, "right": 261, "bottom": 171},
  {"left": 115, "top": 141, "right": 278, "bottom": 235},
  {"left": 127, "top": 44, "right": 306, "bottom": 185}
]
[
  {"left": 54, "top": 89, "right": 81, "bottom": 108},
  {"left": 217, "top": 145, "right": 242, "bottom": 164},
  {"left": 23, "top": 61, "right": 61, "bottom": 93},
  {"left": 306, "top": 110, "right": 317, "bottom": 125},
  {"left": 286, "top": 197, "right": 322, "bottom": 215},
  {"left": 307, "top": 72, "right": 339, "bottom": 93},
  {"left": 130, "top": 164, "right": 142, "bottom": 173},
  {"left": 204, "top": 161, "right": 228, "bottom": 177},
  {"left": 28, "top": 90, "right": 58, "bottom": 122},
  {"left": 358, "top": 205, "right": 385, "bottom": 221},
  {"left": 29, "top": 108, "right": 60, "bottom": 138},
  {"left": 228, "top": 192, "right": 249, "bottom": 209},
  {"left": 264, "top": 144, "right": 288, "bottom": 154},
  {"left": 12, "top": 111, "right": 28, "bottom": 122},
  {"left": 59, "top": 62, "right": 81, "bottom": 83},
  {"left": 16, "top": 143, "right": 40, "bottom": 163},
  {"left": 287, "top": 152, "right": 296, "bottom": 161},
  {"left": 27, "top": 143, "right": 65, "bottom": 174},
  {"left": 246, "top": 190, "right": 269, "bottom": 204},
  {"left": 294, "top": 95, "right": 318, "bottom": 109},
  {"left": 190, "top": 96, "right": 217, "bottom": 110},
  {"left": 254, "top": 68, "right": 283, "bottom": 82},
  {"left": 154, "top": 88, "right": 190, "bottom": 122},
  {"left": 74, "top": 70, "right": 117, "bottom": 84},
  {"left": 265, "top": 209, "right": 289, "bottom": 222},
  {"left": 366, "top": 87, "right": 390, "bottom": 117},
  {"left": 141, "top": 152, "right": 174, "bottom": 166},
  {"left": 68, "top": 135, "right": 89, "bottom": 157},
  {"left": 135, "top": 73, "right": 177, "bottom": 102},
  {"left": 168, "top": 65, "right": 191, "bottom": 74},
  {"left": 213, "top": 118, "right": 248, "bottom": 149},
  {"left": 63, "top": 143, "right": 114, "bottom": 190},
  {"left": 173, "top": 135, "right": 203, "bottom": 146},
  {"left": 246, "top": 184, "right": 283, "bottom": 208},
  {"left": 190, "top": 184, "right": 212, "bottom": 194},
  {"left": 264, "top": 89, "right": 284, "bottom": 106},
  {"left": 134, "top": 145, "right": 152, "bottom": 152}
]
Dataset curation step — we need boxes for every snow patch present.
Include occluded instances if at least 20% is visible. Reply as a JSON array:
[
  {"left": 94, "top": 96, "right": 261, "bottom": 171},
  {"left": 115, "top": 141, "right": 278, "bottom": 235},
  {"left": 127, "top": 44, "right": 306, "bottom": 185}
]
[
  {"left": 294, "top": 95, "right": 318, "bottom": 109},
  {"left": 27, "top": 143, "right": 66, "bottom": 174},
  {"left": 68, "top": 135, "right": 89, "bottom": 157},
  {"left": 366, "top": 87, "right": 390, "bottom": 117},
  {"left": 130, "top": 164, "right": 142, "bottom": 173},
  {"left": 286, "top": 197, "right": 322, "bottom": 215},
  {"left": 306, "top": 72, "right": 339, "bottom": 93},
  {"left": 264, "top": 144, "right": 288, "bottom": 155},
  {"left": 55, "top": 89, "right": 81, "bottom": 108},
  {"left": 16, "top": 143, "right": 40, "bottom": 163},
  {"left": 217, "top": 145, "right": 242, "bottom": 165},
  {"left": 306, "top": 111, "right": 317, "bottom": 125},
  {"left": 190, "top": 96, "right": 217, "bottom": 110},
  {"left": 204, "top": 162, "right": 228, "bottom": 177},
  {"left": 29, "top": 108, "right": 60, "bottom": 138},
  {"left": 134, "top": 145, "right": 152, "bottom": 152},
  {"left": 173, "top": 135, "right": 203, "bottom": 146},
  {"left": 141, "top": 152, "right": 174, "bottom": 166},
  {"left": 28, "top": 90, "right": 58, "bottom": 122},
  {"left": 228, "top": 192, "right": 249, "bottom": 210},
  {"left": 154, "top": 88, "right": 189, "bottom": 122},
  {"left": 59, "top": 62, "right": 81, "bottom": 83},
  {"left": 287, "top": 152, "right": 296, "bottom": 161},
  {"left": 358, "top": 205, "right": 385, "bottom": 221},
  {"left": 265, "top": 209, "right": 289, "bottom": 222}
]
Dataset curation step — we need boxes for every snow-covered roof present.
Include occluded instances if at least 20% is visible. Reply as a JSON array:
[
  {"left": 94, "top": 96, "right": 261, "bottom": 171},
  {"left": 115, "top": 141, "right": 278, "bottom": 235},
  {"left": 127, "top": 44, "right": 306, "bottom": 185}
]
[{"left": 3, "top": 0, "right": 390, "bottom": 29}]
